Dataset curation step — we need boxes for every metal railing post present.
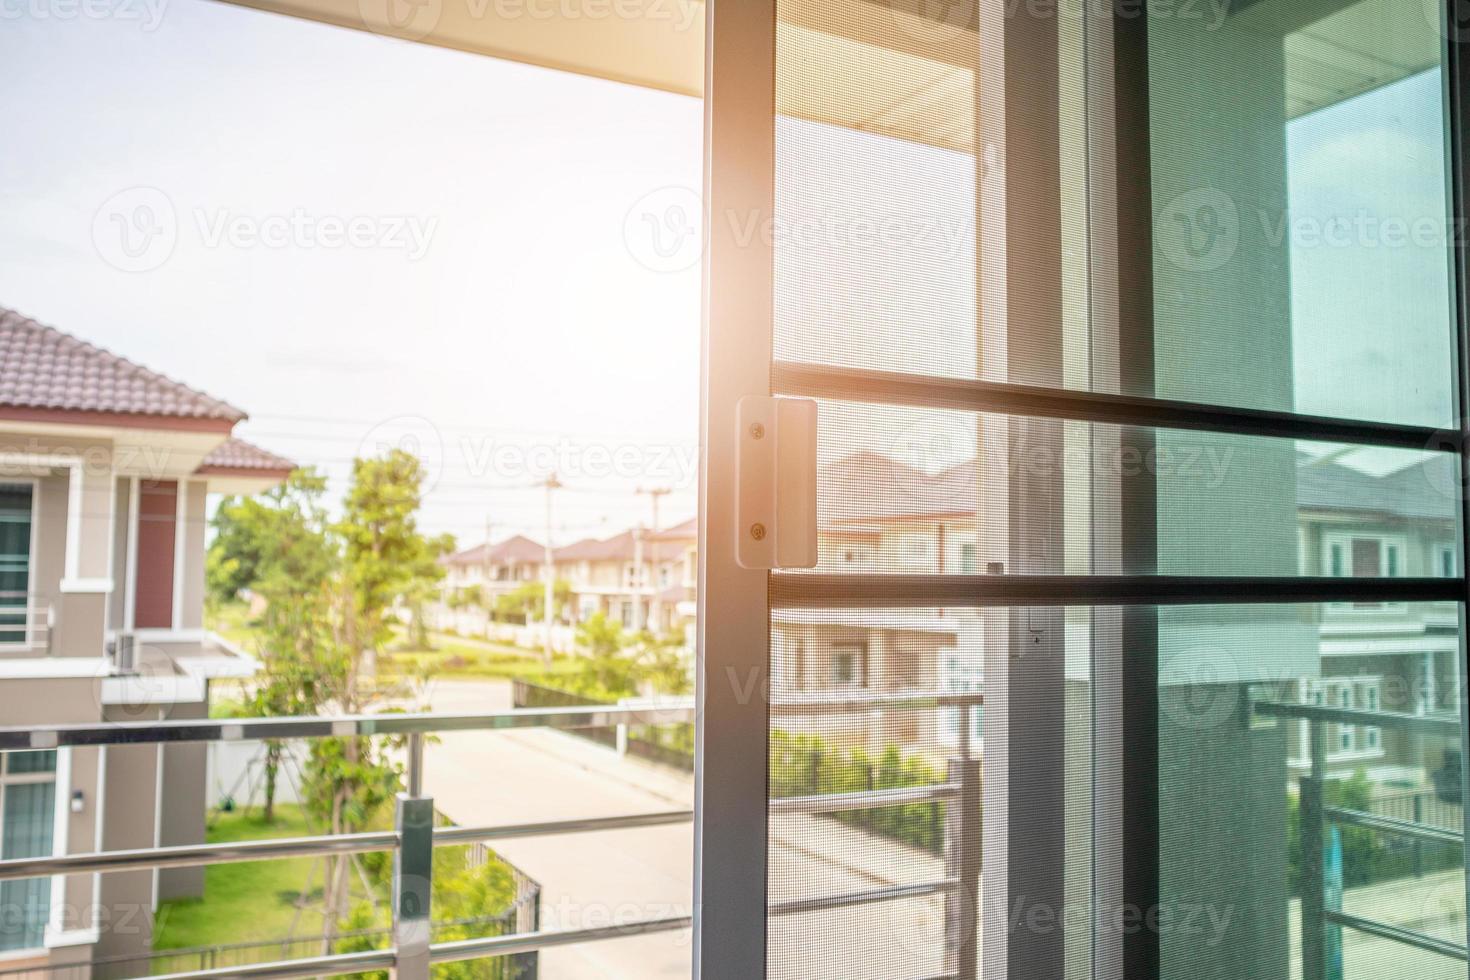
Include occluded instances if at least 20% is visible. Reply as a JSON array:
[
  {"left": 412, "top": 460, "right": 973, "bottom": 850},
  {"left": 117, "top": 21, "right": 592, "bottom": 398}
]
[
  {"left": 1301, "top": 721, "right": 1327, "bottom": 980},
  {"left": 1413, "top": 793, "right": 1424, "bottom": 878},
  {"left": 393, "top": 734, "right": 433, "bottom": 980},
  {"left": 945, "top": 754, "right": 981, "bottom": 980}
]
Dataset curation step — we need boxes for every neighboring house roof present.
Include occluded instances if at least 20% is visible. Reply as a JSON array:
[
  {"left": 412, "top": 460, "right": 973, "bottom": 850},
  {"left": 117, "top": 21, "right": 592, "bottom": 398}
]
[
  {"left": 555, "top": 524, "right": 692, "bottom": 563},
  {"left": 819, "top": 451, "right": 977, "bottom": 527},
  {"left": 443, "top": 534, "right": 546, "bottom": 566},
  {"left": 194, "top": 437, "right": 295, "bottom": 478},
  {"left": 1296, "top": 451, "right": 1456, "bottom": 522},
  {"left": 649, "top": 517, "right": 696, "bottom": 542},
  {"left": 0, "top": 307, "right": 246, "bottom": 428},
  {"left": 813, "top": 447, "right": 1457, "bottom": 528}
]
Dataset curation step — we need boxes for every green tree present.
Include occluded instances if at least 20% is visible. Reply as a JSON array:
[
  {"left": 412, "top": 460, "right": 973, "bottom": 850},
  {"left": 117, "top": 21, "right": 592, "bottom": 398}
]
[
  {"left": 575, "top": 613, "right": 637, "bottom": 694},
  {"left": 492, "top": 579, "right": 570, "bottom": 624},
  {"left": 336, "top": 450, "right": 444, "bottom": 659},
  {"left": 212, "top": 470, "right": 339, "bottom": 821}
]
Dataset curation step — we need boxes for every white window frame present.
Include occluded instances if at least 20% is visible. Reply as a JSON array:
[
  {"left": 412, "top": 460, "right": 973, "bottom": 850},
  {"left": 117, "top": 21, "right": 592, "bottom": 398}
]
[
  {"left": 0, "top": 479, "right": 40, "bottom": 652},
  {"left": 1297, "top": 676, "right": 1385, "bottom": 764},
  {"left": 1321, "top": 531, "right": 1409, "bottom": 612}
]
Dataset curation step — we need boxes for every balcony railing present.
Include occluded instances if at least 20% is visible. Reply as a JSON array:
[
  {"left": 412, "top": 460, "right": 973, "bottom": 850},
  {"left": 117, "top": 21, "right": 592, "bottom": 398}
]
[
  {"left": 0, "top": 591, "right": 53, "bottom": 653},
  {"left": 1253, "top": 700, "right": 1469, "bottom": 977},
  {"left": 0, "top": 690, "right": 985, "bottom": 980}
]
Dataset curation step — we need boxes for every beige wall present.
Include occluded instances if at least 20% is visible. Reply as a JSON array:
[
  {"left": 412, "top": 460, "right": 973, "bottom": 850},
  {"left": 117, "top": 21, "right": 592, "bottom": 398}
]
[{"left": 178, "top": 480, "right": 207, "bottom": 632}]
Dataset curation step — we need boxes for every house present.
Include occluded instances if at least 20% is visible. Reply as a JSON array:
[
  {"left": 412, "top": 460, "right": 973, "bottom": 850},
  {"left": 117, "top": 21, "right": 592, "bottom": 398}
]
[
  {"left": 1288, "top": 449, "right": 1462, "bottom": 786},
  {"left": 554, "top": 518, "right": 697, "bottom": 636},
  {"left": 428, "top": 518, "right": 698, "bottom": 644},
  {"left": 433, "top": 535, "right": 544, "bottom": 635},
  {"left": 0, "top": 308, "right": 292, "bottom": 969}
]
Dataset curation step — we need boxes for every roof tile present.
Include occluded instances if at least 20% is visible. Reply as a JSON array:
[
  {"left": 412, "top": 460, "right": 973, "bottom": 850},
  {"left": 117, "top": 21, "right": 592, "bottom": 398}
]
[{"left": 0, "top": 307, "right": 246, "bottom": 422}]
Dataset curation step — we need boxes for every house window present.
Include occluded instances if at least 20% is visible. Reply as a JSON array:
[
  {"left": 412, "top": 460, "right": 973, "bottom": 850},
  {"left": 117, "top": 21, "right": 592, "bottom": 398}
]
[
  {"left": 0, "top": 750, "right": 56, "bottom": 952},
  {"left": 1323, "top": 533, "right": 1406, "bottom": 609},
  {"left": 1437, "top": 544, "right": 1456, "bottom": 579},
  {"left": 1299, "top": 677, "right": 1383, "bottom": 762},
  {"left": 829, "top": 644, "right": 866, "bottom": 688},
  {"left": 0, "top": 484, "right": 34, "bottom": 647},
  {"left": 959, "top": 543, "right": 977, "bottom": 574}
]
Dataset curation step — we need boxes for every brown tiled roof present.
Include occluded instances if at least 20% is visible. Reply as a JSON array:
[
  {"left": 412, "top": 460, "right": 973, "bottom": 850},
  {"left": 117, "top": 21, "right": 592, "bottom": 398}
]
[
  {"left": 443, "top": 534, "right": 545, "bottom": 566},
  {"left": 195, "top": 437, "right": 294, "bottom": 475},
  {"left": 0, "top": 307, "right": 246, "bottom": 423},
  {"left": 554, "top": 523, "right": 691, "bottom": 563},
  {"left": 648, "top": 517, "right": 696, "bottom": 542}
]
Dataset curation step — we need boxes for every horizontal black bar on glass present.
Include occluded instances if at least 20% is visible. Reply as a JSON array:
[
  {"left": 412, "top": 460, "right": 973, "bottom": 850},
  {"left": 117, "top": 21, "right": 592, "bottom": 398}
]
[
  {"left": 769, "top": 573, "right": 1464, "bottom": 608},
  {"left": 771, "top": 361, "right": 1461, "bottom": 452}
]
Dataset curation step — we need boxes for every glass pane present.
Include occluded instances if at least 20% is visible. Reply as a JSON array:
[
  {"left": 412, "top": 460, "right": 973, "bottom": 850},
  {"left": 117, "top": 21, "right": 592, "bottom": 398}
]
[
  {"left": 1151, "top": 603, "right": 1465, "bottom": 980},
  {"left": 1148, "top": 0, "right": 1456, "bottom": 427},
  {"left": 4, "top": 751, "right": 56, "bottom": 775},
  {"left": 0, "top": 781, "right": 55, "bottom": 951},
  {"left": 773, "top": 0, "right": 1458, "bottom": 431},
  {"left": 803, "top": 398, "right": 1461, "bottom": 579},
  {"left": 768, "top": 613, "right": 986, "bottom": 979}
]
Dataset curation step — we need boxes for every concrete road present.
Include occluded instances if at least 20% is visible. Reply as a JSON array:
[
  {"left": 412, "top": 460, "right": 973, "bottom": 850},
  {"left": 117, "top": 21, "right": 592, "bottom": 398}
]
[
  {"left": 420, "top": 679, "right": 695, "bottom": 979},
  {"left": 417, "top": 678, "right": 955, "bottom": 979}
]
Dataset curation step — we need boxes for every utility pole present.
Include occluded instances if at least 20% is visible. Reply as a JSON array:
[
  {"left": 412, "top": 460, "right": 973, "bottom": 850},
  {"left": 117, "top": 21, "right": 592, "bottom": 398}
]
[
  {"left": 540, "top": 474, "right": 562, "bottom": 664},
  {"left": 481, "top": 516, "right": 494, "bottom": 638},
  {"left": 635, "top": 486, "right": 670, "bottom": 635},
  {"left": 632, "top": 523, "right": 645, "bottom": 632}
]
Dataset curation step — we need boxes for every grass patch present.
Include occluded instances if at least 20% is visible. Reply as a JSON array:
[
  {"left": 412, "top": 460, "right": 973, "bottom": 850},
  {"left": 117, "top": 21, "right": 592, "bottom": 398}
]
[
  {"left": 379, "top": 632, "right": 583, "bottom": 682},
  {"left": 206, "top": 598, "right": 581, "bottom": 683},
  {"left": 154, "top": 805, "right": 386, "bottom": 950}
]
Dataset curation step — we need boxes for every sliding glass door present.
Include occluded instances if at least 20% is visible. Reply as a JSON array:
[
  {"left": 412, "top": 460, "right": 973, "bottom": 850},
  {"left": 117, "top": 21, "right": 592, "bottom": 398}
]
[{"left": 697, "top": 1, "right": 1470, "bottom": 978}]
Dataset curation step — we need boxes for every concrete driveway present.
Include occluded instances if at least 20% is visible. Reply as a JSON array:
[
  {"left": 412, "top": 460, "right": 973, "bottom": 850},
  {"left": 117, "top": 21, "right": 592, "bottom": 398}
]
[{"left": 418, "top": 678, "right": 951, "bottom": 980}]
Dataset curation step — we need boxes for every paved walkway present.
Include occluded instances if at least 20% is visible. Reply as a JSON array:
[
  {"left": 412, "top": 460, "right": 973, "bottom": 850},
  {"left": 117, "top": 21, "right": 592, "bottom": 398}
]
[{"left": 419, "top": 679, "right": 953, "bottom": 979}]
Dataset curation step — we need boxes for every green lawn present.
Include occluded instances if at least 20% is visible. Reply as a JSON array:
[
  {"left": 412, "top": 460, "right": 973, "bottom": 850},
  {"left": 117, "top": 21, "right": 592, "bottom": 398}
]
[
  {"left": 383, "top": 632, "right": 584, "bottom": 683},
  {"left": 205, "top": 601, "right": 582, "bottom": 684},
  {"left": 154, "top": 805, "right": 386, "bottom": 951}
]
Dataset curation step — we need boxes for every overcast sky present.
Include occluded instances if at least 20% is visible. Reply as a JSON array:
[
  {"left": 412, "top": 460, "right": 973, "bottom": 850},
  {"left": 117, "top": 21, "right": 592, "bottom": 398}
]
[
  {"left": 0, "top": 0, "right": 703, "bottom": 547},
  {"left": 0, "top": 3, "right": 1454, "bottom": 549}
]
